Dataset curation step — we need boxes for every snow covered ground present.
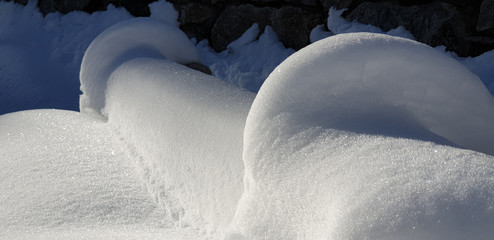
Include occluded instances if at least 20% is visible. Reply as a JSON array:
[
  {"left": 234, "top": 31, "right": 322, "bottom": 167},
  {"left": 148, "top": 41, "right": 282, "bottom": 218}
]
[{"left": 1, "top": 1, "right": 494, "bottom": 239}]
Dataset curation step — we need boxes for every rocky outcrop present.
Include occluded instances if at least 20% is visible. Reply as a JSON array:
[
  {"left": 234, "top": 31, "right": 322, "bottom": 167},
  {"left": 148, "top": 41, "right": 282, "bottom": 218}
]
[{"left": 5, "top": 0, "right": 493, "bottom": 56}]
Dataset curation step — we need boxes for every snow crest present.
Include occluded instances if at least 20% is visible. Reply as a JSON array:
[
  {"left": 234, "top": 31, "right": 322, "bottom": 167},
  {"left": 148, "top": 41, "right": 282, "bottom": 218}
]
[
  {"left": 103, "top": 58, "right": 254, "bottom": 236},
  {"left": 79, "top": 18, "right": 200, "bottom": 118},
  {"left": 228, "top": 33, "right": 494, "bottom": 239}
]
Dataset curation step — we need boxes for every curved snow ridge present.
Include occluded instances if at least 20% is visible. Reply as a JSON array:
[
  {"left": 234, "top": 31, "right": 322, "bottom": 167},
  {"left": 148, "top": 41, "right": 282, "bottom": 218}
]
[
  {"left": 104, "top": 57, "right": 255, "bottom": 237},
  {"left": 246, "top": 32, "right": 494, "bottom": 156},
  {"left": 79, "top": 18, "right": 200, "bottom": 119},
  {"left": 228, "top": 33, "right": 494, "bottom": 239}
]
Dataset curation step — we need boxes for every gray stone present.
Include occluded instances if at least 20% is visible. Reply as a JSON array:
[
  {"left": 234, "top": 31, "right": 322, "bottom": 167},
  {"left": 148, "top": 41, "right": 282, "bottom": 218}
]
[
  {"left": 184, "top": 62, "right": 213, "bottom": 75},
  {"left": 60, "top": 0, "right": 90, "bottom": 13},
  {"left": 345, "top": 2, "right": 402, "bottom": 31},
  {"left": 320, "top": 0, "right": 354, "bottom": 9},
  {"left": 477, "top": 0, "right": 494, "bottom": 31},
  {"left": 38, "top": 0, "right": 57, "bottom": 14},
  {"left": 271, "top": 6, "right": 324, "bottom": 49},
  {"left": 409, "top": 1, "right": 468, "bottom": 55},
  {"left": 211, "top": 4, "right": 272, "bottom": 51},
  {"left": 38, "top": 0, "right": 90, "bottom": 14},
  {"left": 346, "top": 1, "right": 470, "bottom": 56},
  {"left": 178, "top": 2, "right": 217, "bottom": 40},
  {"left": 178, "top": 2, "right": 215, "bottom": 24},
  {"left": 285, "top": 0, "right": 320, "bottom": 6}
]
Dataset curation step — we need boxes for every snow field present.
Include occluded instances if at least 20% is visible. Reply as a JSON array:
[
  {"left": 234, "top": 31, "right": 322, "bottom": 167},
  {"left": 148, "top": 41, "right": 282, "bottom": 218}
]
[
  {"left": 0, "top": 109, "right": 192, "bottom": 239},
  {"left": 1, "top": 1, "right": 494, "bottom": 239}
]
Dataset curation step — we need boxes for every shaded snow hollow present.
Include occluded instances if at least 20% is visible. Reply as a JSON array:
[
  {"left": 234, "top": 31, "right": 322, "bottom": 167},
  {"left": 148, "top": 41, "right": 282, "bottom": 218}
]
[{"left": 2, "top": 12, "right": 494, "bottom": 240}]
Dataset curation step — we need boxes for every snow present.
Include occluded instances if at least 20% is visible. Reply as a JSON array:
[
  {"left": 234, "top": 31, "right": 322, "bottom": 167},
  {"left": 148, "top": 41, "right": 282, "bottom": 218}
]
[
  {"left": 79, "top": 18, "right": 200, "bottom": 118},
  {"left": 2, "top": 1, "right": 494, "bottom": 240},
  {"left": 309, "top": 24, "right": 333, "bottom": 43},
  {"left": 104, "top": 58, "right": 254, "bottom": 236},
  {"left": 0, "top": 1, "right": 133, "bottom": 115},
  {"left": 228, "top": 32, "right": 494, "bottom": 240},
  {"left": 247, "top": 32, "right": 494, "bottom": 155},
  {"left": 149, "top": 0, "right": 179, "bottom": 27},
  {"left": 459, "top": 50, "right": 494, "bottom": 95},
  {"left": 196, "top": 24, "right": 295, "bottom": 92},
  {"left": 0, "top": 110, "right": 204, "bottom": 239}
]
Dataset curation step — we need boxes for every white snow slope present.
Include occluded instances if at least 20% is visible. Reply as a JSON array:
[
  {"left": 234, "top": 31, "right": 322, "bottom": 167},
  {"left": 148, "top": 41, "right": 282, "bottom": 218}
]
[
  {"left": 0, "top": 110, "right": 204, "bottom": 240},
  {"left": 2, "top": 2, "right": 494, "bottom": 240},
  {"left": 228, "top": 33, "right": 494, "bottom": 240}
]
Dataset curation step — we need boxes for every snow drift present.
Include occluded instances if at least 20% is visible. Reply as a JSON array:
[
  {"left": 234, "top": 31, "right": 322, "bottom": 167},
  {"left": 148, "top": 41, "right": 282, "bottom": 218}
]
[
  {"left": 227, "top": 33, "right": 494, "bottom": 239},
  {"left": 79, "top": 18, "right": 200, "bottom": 118},
  {"left": 3, "top": 8, "right": 494, "bottom": 240},
  {"left": 79, "top": 17, "right": 255, "bottom": 237},
  {"left": 104, "top": 58, "right": 254, "bottom": 236},
  {"left": 0, "top": 110, "right": 178, "bottom": 239}
]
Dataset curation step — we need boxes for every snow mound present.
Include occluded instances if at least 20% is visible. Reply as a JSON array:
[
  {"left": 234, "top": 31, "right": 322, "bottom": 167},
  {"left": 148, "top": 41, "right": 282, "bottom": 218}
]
[
  {"left": 247, "top": 32, "right": 494, "bottom": 155},
  {"left": 79, "top": 18, "right": 200, "bottom": 118},
  {"left": 0, "top": 109, "right": 183, "bottom": 238},
  {"left": 228, "top": 33, "right": 494, "bottom": 239},
  {"left": 460, "top": 50, "right": 494, "bottom": 95},
  {"left": 104, "top": 58, "right": 254, "bottom": 236}
]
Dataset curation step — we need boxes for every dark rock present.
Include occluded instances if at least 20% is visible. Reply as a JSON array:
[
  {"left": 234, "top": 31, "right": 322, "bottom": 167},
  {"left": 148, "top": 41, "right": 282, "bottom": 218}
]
[
  {"left": 177, "top": 2, "right": 216, "bottom": 40},
  {"left": 37, "top": 0, "right": 154, "bottom": 16},
  {"left": 184, "top": 62, "right": 213, "bottom": 75},
  {"left": 320, "top": 0, "right": 355, "bottom": 9},
  {"left": 211, "top": 4, "right": 272, "bottom": 51},
  {"left": 61, "top": 0, "right": 90, "bottom": 13},
  {"left": 38, "top": 0, "right": 57, "bottom": 14},
  {"left": 12, "top": 0, "right": 28, "bottom": 5},
  {"left": 409, "top": 1, "right": 469, "bottom": 56},
  {"left": 38, "top": 0, "right": 91, "bottom": 14},
  {"left": 478, "top": 0, "right": 494, "bottom": 31},
  {"left": 178, "top": 2, "right": 214, "bottom": 24},
  {"left": 346, "top": 1, "right": 470, "bottom": 56},
  {"left": 286, "top": 0, "right": 320, "bottom": 6},
  {"left": 271, "top": 6, "right": 324, "bottom": 49},
  {"left": 345, "top": 2, "right": 402, "bottom": 31}
]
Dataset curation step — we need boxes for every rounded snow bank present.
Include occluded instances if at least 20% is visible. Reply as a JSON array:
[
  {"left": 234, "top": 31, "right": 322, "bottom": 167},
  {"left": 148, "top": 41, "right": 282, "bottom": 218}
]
[
  {"left": 247, "top": 32, "right": 494, "bottom": 155},
  {"left": 79, "top": 18, "right": 200, "bottom": 118},
  {"left": 228, "top": 33, "right": 494, "bottom": 239},
  {"left": 104, "top": 58, "right": 254, "bottom": 237}
]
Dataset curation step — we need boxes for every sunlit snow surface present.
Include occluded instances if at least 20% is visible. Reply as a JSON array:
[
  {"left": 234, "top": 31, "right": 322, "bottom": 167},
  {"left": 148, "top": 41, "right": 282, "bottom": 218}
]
[
  {"left": 228, "top": 33, "right": 494, "bottom": 239},
  {"left": 0, "top": 110, "right": 205, "bottom": 239},
  {"left": 2, "top": 2, "right": 494, "bottom": 240},
  {"left": 80, "top": 18, "right": 200, "bottom": 118},
  {"left": 104, "top": 58, "right": 254, "bottom": 237}
]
